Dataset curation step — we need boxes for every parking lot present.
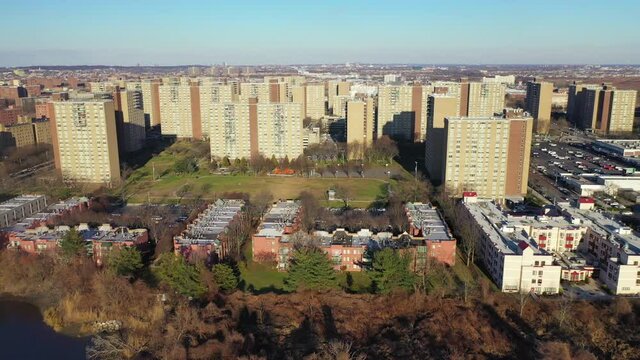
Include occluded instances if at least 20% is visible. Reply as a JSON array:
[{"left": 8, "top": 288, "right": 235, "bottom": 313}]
[{"left": 529, "top": 136, "right": 638, "bottom": 206}]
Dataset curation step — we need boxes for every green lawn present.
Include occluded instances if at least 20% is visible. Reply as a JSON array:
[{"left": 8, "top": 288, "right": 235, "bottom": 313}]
[
  {"left": 124, "top": 173, "right": 390, "bottom": 205},
  {"left": 238, "top": 262, "right": 288, "bottom": 293}
]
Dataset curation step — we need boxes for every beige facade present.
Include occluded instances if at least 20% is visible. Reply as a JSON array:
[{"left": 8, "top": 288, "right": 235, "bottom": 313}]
[
  {"left": 377, "top": 84, "right": 414, "bottom": 141},
  {"left": 209, "top": 103, "right": 253, "bottom": 160},
  {"left": 0, "top": 122, "right": 35, "bottom": 148},
  {"left": 464, "top": 82, "right": 506, "bottom": 117},
  {"left": 199, "top": 83, "right": 235, "bottom": 138},
  {"left": 209, "top": 102, "right": 303, "bottom": 160},
  {"left": 32, "top": 119, "right": 52, "bottom": 144},
  {"left": 239, "top": 83, "right": 270, "bottom": 103},
  {"left": 50, "top": 100, "right": 120, "bottom": 184},
  {"left": 438, "top": 115, "right": 532, "bottom": 200},
  {"left": 572, "top": 85, "right": 637, "bottom": 134},
  {"left": 346, "top": 98, "right": 375, "bottom": 147},
  {"left": 425, "top": 95, "right": 458, "bottom": 183},
  {"left": 257, "top": 103, "right": 303, "bottom": 159},
  {"left": 116, "top": 90, "right": 146, "bottom": 153},
  {"left": 331, "top": 95, "right": 351, "bottom": 117},
  {"left": 304, "top": 83, "right": 326, "bottom": 120},
  {"left": 135, "top": 80, "right": 161, "bottom": 127},
  {"left": 158, "top": 83, "right": 202, "bottom": 139},
  {"left": 607, "top": 90, "right": 637, "bottom": 133},
  {"left": 525, "top": 80, "right": 553, "bottom": 134}
]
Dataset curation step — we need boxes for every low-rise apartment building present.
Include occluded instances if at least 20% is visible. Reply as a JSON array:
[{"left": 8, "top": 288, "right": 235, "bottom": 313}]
[
  {"left": 464, "top": 200, "right": 562, "bottom": 294},
  {"left": 562, "top": 205, "right": 640, "bottom": 295}
]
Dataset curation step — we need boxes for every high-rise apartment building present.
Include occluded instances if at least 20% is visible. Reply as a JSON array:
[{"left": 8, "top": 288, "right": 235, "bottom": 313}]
[
  {"left": 158, "top": 82, "right": 202, "bottom": 139},
  {"left": 114, "top": 90, "right": 146, "bottom": 153},
  {"left": 209, "top": 101, "right": 303, "bottom": 160},
  {"left": 49, "top": 100, "right": 120, "bottom": 185},
  {"left": 425, "top": 95, "right": 458, "bottom": 182},
  {"left": 346, "top": 98, "right": 375, "bottom": 146},
  {"left": 239, "top": 83, "right": 270, "bottom": 103},
  {"left": 304, "top": 83, "right": 326, "bottom": 120},
  {"left": 427, "top": 115, "right": 533, "bottom": 200},
  {"left": 199, "top": 83, "right": 235, "bottom": 138},
  {"left": 462, "top": 82, "right": 506, "bottom": 117},
  {"left": 128, "top": 80, "right": 161, "bottom": 128},
  {"left": 210, "top": 102, "right": 253, "bottom": 160},
  {"left": 327, "top": 80, "right": 351, "bottom": 113},
  {"left": 569, "top": 83, "right": 637, "bottom": 133},
  {"left": 377, "top": 84, "right": 413, "bottom": 141},
  {"left": 525, "top": 80, "right": 553, "bottom": 134}
]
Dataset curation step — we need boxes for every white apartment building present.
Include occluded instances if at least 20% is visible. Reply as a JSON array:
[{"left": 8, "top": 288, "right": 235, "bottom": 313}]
[
  {"left": 465, "top": 200, "right": 562, "bottom": 294},
  {"left": 562, "top": 205, "right": 640, "bottom": 295},
  {"left": 51, "top": 100, "right": 121, "bottom": 185},
  {"left": 377, "top": 84, "right": 414, "bottom": 140}
]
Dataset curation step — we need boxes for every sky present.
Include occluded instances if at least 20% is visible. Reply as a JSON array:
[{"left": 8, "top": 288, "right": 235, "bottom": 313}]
[{"left": 1, "top": 0, "right": 640, "bottom": 66}]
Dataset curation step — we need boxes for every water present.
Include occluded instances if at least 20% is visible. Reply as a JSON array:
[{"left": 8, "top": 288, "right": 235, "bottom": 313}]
[{"left": 0, "top": 299, "right": 88, "bottom": 360}]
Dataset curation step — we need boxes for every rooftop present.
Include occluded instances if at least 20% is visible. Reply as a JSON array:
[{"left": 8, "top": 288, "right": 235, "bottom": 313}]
[
  {"left": 464, "top": 201, "right": 554, "bottom": 255},
  {"left": 175, "top": 199, "right": 244, "bottom": 245},
  {"left": 255, "top": 200, "right": 301, "bottom": 237},
  {"left": 561, "top": 205, "right": 640, "bottom": 255},
  {"left": 405, "top": 202, "right": 453, "bottom": 241}
]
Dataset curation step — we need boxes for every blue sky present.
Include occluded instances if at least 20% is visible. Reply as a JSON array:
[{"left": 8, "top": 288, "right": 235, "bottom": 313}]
[{"left": 1, "top": 0, "right": 639, "bottom": 66}]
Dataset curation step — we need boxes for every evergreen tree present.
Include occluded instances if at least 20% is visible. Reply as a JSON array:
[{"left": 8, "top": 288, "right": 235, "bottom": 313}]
[
  {"left": 285, "top": 247, "right": 337, "bottom": 291},
  {"left": 154, "top": 254, "right": 206, "bottom": 298},
  {"left": 59, "top": 228, "right": 86, "bottom": 258},
  {"left": 212, "top": 263, "right": 238, "bottom": 291},
  {"left": 108, "top": 247, "right": 143, "bottom": 278},
  {"left": 370, "top": 248, "right": 415, "bottom": 294}
]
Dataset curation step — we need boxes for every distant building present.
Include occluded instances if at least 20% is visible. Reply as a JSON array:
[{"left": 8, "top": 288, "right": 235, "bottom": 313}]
[
  {"left": 346, "top": 97, "right": 375, "bottom": 147},
  {"left": 114, "top": 90, "right": 146, "bottom": 153},
  {"left": 525, "top": 79, "right": 553, "bottom": 134},
  {"left": 50, "top": 100, "right": 121, "bottom": 185},
  {"left": 159, "top": 80, "right": 202, "bottom": 139},
  {"left": 0, "top": 122, "right": 35, "bottom": 149},
  {"left": 0, "top": 86, "right": 27, "bottom": 100},
  {"left": 481, "top": 75, "right": 516, "bottom": 85},
  {"left": 568, "top": 83, "right": 636, "bottom": 134},
  {"left": 209, "top": 101, "right": 303, "bottom": 160}
]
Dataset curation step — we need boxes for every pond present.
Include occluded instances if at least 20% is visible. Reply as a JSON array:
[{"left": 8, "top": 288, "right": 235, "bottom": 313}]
[{"left": 0, "top": 299, "right": 88, "bottom": 360}]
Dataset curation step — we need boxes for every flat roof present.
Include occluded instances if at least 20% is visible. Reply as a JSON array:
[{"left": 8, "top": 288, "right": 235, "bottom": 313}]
[
  {"left": 175, "top": 199, "right": 244, "bottom": 244},
  {"left": 464, "top": 201, "right": 551, "bottom": 255},
  {"left": 561, "top": 206, "right": 640, "bottom": 256},
  {"left": 405, "top": 202, "right": 453, "bottom": 241}
]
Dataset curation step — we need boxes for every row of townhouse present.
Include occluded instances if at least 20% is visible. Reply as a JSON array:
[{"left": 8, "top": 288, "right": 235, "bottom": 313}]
[
  {"left": 173, "top": 199, "right": 245, "bottom": 262},
  {"left": 6, "top": 223, "right": 148, "bottom": 265},
  {"left": 251, "top": 201, "right": 457, "bottom": 271}
]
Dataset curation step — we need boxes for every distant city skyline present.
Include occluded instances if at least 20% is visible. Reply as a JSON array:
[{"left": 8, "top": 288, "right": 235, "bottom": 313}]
[{"left": 2, "top": 0, "right": 640, "bottom": 66}]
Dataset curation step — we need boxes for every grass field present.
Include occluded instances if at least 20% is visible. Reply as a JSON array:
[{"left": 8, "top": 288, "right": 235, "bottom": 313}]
[{"left": 124, "top": 172, "right": 390, "bottom": 205}]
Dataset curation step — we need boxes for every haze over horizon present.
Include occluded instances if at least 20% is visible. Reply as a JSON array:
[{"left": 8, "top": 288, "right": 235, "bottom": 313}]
[{"left": 2, "top": 0, "right": 640, "bottom": 67}]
